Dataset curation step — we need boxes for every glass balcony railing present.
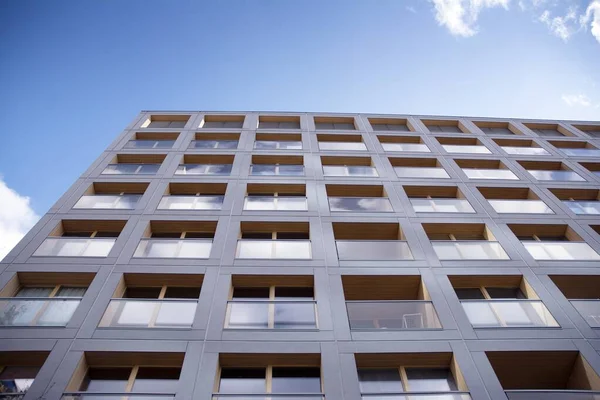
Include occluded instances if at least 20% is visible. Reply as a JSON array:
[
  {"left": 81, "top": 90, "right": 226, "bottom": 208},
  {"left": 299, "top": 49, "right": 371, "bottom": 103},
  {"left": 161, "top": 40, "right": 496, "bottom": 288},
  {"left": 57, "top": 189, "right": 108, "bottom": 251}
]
[
  {"left": 33, "top": 238, "right": 116, "bottom": 257},
  {"left": 99, "top": 299, "right": 197, "bottom": 328},
  {"left": 488, "top": 200, "right": 554, "bottom": 214},
  {"left": 505, "top": 390, "right": 600, "bottom": 399},
  {"left": 329, "top": 197, "right": 393, "bottom": 212},
  {"left": 521, "top": 241, "right": 600, "bottom": 260},
  {"left": 254, "top": 141, "right": 303, "bottom": 150},
  {"left": 562, "top": 148, "right": 600, "bottom": 157},
  {"left": 442, "top": 145, "right": 491, "bottom": 154},
  {"left": 175, "top": 164, "right": 232, "bottom": 175},
  {"left": 381, "top": 143, "right": 430, "bottom": 152},
  {"left": 460, "top": 300, "right": 558, "bottom": 328},
  {"left": 73, "top": 195, "right": 142, "bottom": 209},
  {"left": 102, "top": 164, "right": 160, "bottom": 175},
  {"left": 527, "top": 170, "right": 586, "bottom": 181},
  {"left": 250, "top": 165, "right": 304, "bottom": 176},
  {"left": 563, "top": 201, "right": 600, "bottom": 215},
  {"left": 323, "top": 166, "right": 378, "bottom": 177},
  {"left": 432, "top": 241, "right": 510, "bottom": 260},
  {"left": 236, "top": 240, "right": 312, "bottom": 259},
  {"left": 394, "top": 167, "right": 450, "bottom": 179},
  {"left": 133, "top": 239, "right": 212, "bottom": 258},
  {"left": 226, "top": 300, "right": 317, "bottom": 329},
  {"left": 462, "top": 169, "right": 519, "bottom": 180},
  {"left": 346, "top": 301, "right": 442, "bottom": 330},
  {"left": 336, "top": 241, "right": 413, "bottom": 260},
  {"left": 189, "top": 140, "right": 238, "bottom": 149},
  {"left": 157, "top": 195, "right": 224, "bottom": 210},
  {"left": 243, "top": 196, "right": 308, "bottom": 211},
  {"left": 319, "top": 142, "right": 367, "bottom": 151},
  {"left": 62, "top": 394, "right": 175, "bottom": 400},
  {"left": 361, "top": 393, "right": 472, "bottom": 400},
  {"left": 124, "top": 140, "right": 174, "bottom": 149},
  {"left": 213, "top": 394, "right": 324, "bottom": 400},
  {"left": 501, "top": 146, "right": 550, "bottom": 156},
  {"left": 410, "top": 199, "right": 475, "bottom": 213},
  {"left": 0, "top": 298, "right": 81, "bottom": 326},
  {"left": 571, "top": 300, "right": 600, "bottom": 328},
  {"left": 0, "top": 380, "right": 33, "bottom": 400}
]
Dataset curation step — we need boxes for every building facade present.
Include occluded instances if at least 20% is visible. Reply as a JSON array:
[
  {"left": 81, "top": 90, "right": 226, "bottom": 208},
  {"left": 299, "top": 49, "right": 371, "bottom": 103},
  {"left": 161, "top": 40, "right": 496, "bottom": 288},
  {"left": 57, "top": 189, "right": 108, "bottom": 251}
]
[{"left": 2, "top": 111, "right": 600, "bottom": 400}]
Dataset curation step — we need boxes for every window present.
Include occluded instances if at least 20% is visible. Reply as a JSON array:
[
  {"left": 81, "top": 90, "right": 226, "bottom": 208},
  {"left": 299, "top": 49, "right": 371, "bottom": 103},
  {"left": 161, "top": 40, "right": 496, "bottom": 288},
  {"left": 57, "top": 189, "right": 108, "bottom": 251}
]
[
  {"left": 550, "top": 275, "right": 600, "bottom": 328},
  {"left": 321, "top": 156, "right": 378, "bottom": 177},
  {"left": 390, "top": 157, "right": 450, "bottom": 179},
  {"left": 423, "top": 223, "right": 510, "bottom": 260},
  {"left": 343, "top": 275, "right": 441, "bottom": 330},
  {"left": 254, "top": 133, "right": 302, "bottom": 150},
  {"left": 473, "top": 121, "right": 517, "bottom": 135},
  {"left": 244, "top": 184, "right": 307, "bottom": 211},
  {"left": 226, "top": 275, "right": 316, "bottom": 329},
  {"left": 455, "top": 159, "right": 519, "bottom": 180},
  {"left": 190, "top": 133, "right": 239, "bottom": 149},
  {"left": 74, "top": 183, "right": 148, "bottom": 210},
  {"left": 524, "top": 123, "right": 571, "bottom": 137},
  {"left": 549, "top": 188, "right": 600, "bottom": 215},
  {"left": 141, "top": 115, "right": 189, "bottom": 129},
  {"left": 403, "top": 186, "right": 475, "bottom": 213},
  {"left": 0, "top": 352, "right": 48, "bottom": 397},
  {"left": 580, "top": 162, "right": 600, "bottom": 178},
  {"left": 99, "top": 274, "right": 202, "bottom": 328},
  {"left": 369, "top": 118, "right": 411, "bottom": 132},
  {"left": 314, "top": 116, "right": 355, "bottom": 130},
  {"left": 327, "top": 184, "right": 393, "bottom": 212},
  {"left": 175, "top": 155, "right": 234, "bottom": 176},
  {"left": 518, "top": 160, "right": 585, "bottom": 182},
  {"left": 236, "top": 222, "right": 311, "bottom": 259},
  {"left": 158, "top": 183, "right": 226, "bottom": 211},
  {"left": 102, "top": 154, "right": 165, "bottom": 175},
  {"left": 573, "top": 124, "right": 600, "bottom": 138},
  {"left": 437, "top": 137, "right": 491, "bottom": 154},
  {"left": 258, "top": 116, "right": 301, "bottom": 130},
  {"left": 378, "top": 135, "right": 430, "bottom": 153},
  {"left": 201, "top": 115, "right": 245, "bottom": 129},
  {"left": 250, "top": 155, "right": 304, "bottom": 176},
  {"left": 33, "top": 220, "right": 125, "bottom": 257},
  {"left": 422, "top": 119, "right": 466, "bottom": 133},
  {"left": 317, "top": 134, "right": 367, "bottom": 151},
  {"left": 493, "top": 138, "right": 550, "bottom": 156},
  {"left": 548, "top": 140, "right": 600, "bottom": 157},
  {"left": 133, "top": 221, "right": 215, "bottom": 259},
  {"left": 333, "top": 222, "right": 413, "bottom": 260},
  {"left": 124, "top": 132, "right": 178, "bottom": 149},
  {"left": 477, "top": 187, "right": 554, "bottom": 214}
]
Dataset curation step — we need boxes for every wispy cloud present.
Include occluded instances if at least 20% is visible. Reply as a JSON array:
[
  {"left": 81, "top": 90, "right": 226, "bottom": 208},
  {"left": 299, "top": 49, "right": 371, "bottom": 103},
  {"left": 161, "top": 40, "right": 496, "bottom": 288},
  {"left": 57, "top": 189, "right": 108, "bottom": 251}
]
[
  {"left": 539, "top": 7, "right": 579, "bottom": 41},
  {"left": 406, "top": 5, "right": 417, "bottom": 13},
  {"left": 0, "top": 177, "right": 39, "bottom": 261},
  {"left": 562, "top": 94, "right": 593, "bottom": 107},
  {"left": 431, "top": 0, "right": 510, "bottom": 37},
  {"left": 581, "top": 0, "right": 600, "bottom": 43}
]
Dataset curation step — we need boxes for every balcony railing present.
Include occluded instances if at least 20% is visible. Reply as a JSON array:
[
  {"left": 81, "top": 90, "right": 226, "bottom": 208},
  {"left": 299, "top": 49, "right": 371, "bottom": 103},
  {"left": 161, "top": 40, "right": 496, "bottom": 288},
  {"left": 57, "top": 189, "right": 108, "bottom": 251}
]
[
  {"left": 521, "top": 241, "right": 600, "bottom": 260},
  {"left": 323, "top": 166, "right": 378, "bottom": 177},
  {"left": 254, "top": 141, "right": 303, "bottom": 150},
  {"left": 501, "top": 146, "right": 550, "bottom": 156},
  {"left": 102, "top": 164, "right": 160, "bottom": 175},
  {"left": 0, "top": 298, "right": 81, "bottom": 326},
  {"left": 460, "top": 300, "right": 558, "bottom": 328},
  {"left": 570, "top": 300, "right": 600, "bottom": 327},
  {"left": 62, "top": 393, "right": 175, "bottom": 400},
  {"left": 362, "top": 392, "right": 472, "bottom": 400},
  {"left": 225, "top": 300, "right": 317, "bottom": 329},
  {"left": 99, "top": 299, "right": 198, "bottom": 328},
  {"left": 213, "top": 394, "right": 324, "bottom": 400},
  {"left": 443, "top": 145, "right": 491, "bottom": 154},
  {"left": 505, "top": 390, "right": 600, "bottom": 399},
  {"left": 250, "top": 165, "right": 304, "bottom": 176},
  {"left": 432, "top": 241, "right": 510, "bottom": 260},
  {"left": 0, "top": 380, "right": 32, "bottom": 400},
  {"left": 462, "top": 169, "right": 519, "bottom": 180},
  {"left": 124, "top": 140, "right": 174, "bottom": 149},
  {"left": 175, "top": 164, "right": 232, "bottom": 175},
  {"left": 189, "top": 140, "right": 238, "bottom": 149},
  {"left": 410, "top": 199, "right": 475, "bottom": 213},
  {"left": 527, "top": 170, "right": 586, "bottom": 181},
  {"left": 133, "top": 239, "right": 212, "bottom": 258},
  {"left": 394, "top": 167, "right": 450, "bottom": 179},
  {"left": 236, "top": 240, "right": 312, "bottom": 259},
  {"left": 243, "top": 196, "right": 308, "bottom": 211},
  {"left": 563, "top": 201, "right": 600, "bottom": 215},
  {"left": 73, "top": 195, "right": 142, "bottom": 210},
  {"left": 336, "top": 240, "right": 413, "bottom": 260},
  {"left": 562, "top": 149, "right": 600, "bottom": 157},
  {"left": 381, "top": 143, "right": 430, "bottom": 152},
  {"left": 488, "top": 200, "right": 554, "bottom": 214},
  {"left": 157, "top": 195, "right": 224, "bottom": 210},
  {"left": 319, "top": 142, "right": 367, "bottom": 151},
  {"left": 346, "top": 301, "right": 442, "bottom": 330},
  {"left": 33, "top": 238, "right": 116, "bottom": 257},
  {"left": 329, "top": 197, "right": 393, "bottom": 212}
]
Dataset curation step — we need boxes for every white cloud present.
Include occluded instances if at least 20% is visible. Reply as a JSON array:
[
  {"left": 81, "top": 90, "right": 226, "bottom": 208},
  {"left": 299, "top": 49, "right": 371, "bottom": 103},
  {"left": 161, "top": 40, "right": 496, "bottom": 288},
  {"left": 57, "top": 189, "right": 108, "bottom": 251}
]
[
  {"left": 431, "top": 0, "right": 510, "bottom": 37},
  {"left": 406, "top": 5, "right": 417, "bottom": 13},
  {"left": 581, "top": 0, "right": 600, "bottom": 43},
  {"left": 0, "top": 177, "right": 39, "bottom": 261},
  {"left": 562, "top": 94, "right": 593, "bottom": 107},
  {"left": 539, "top": 7, "right": 579, "bottom": 41}
]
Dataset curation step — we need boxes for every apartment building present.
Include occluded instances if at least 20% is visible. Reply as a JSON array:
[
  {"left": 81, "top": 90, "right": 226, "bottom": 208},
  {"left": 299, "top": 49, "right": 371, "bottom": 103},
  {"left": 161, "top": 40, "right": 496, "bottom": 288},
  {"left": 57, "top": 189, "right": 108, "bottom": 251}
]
[{"left": 2, "top": 111, "right": 600, "bottom": 400}]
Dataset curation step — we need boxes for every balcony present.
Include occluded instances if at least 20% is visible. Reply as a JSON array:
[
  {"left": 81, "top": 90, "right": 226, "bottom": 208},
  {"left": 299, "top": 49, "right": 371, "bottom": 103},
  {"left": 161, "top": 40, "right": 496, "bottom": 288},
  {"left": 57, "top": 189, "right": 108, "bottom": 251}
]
[
  {"left": 410, "top": 199, "right": 474, "bottom": 213},
  {"left": 158, "top": 195, "right": 224, "bottom": 210},
  {"left": 437, "top": 137, "right": 491, "bottom": 154},
  {"left": 190, "top": 140, "right": 238, "bottom": 149},
  {"left": 318, "top": 142, "right": 367, "bottom": 151},
  {"left": 99, "top": 299, "right": 197, "bottom": 328},
  {"left": 63, "top": 395, "right": 175, "bottom": 400},
  {"left": 175, "top": 164, "right": 232, "bottom": 175},
  {"left": 124, "top": 140, "right": 175, "bottom": 149},
  {"left": 562, "top": 148, "right": 600, "bottom": 157},
  {"left": 463, "top": 169, "right": 518, "bottom": 180},
  {"left": 381, "top": 143, "right": 430, "bottom": 152},
  {"left": 225, "top": 300, "right": 317, "bottom": 329},
  {"left": 571, "top": 300, "right": 600, "bottom": 328},
  {"left": 133, "top": 239, "right": 212, "bottom": 258},
  {"left": 488, "top": 200, "right": 554, "bottom": 214},
  {"left": 432, "top": 241, "right": 510, "bottom": 260},
  {"left": 0, "top": 297, "right": 81, "bottom": 326},
  {"left": 501, "top": 146, "right": 550, "bottom": 156},
  {"left": 33, "top": 238, "right": 116, "bottom": 257},
  {"left": 102, "top": 164, "right": 160, "bottom": 175},
  {"left": 505, "top": 390, "right": 600, "bottom": 399},
  {"left": 244, "top": 196, "right": 307, "bottom": 211},
  {"left": 460, "top": 300, "right": 558, "bottom": 328},
  {"left": 347, "top": 301, "right": 441, "bottom": 330},
  {"left": 213, "top": 395, "right": 324, "bottom": 400},
  {"left": 521, "top": 241, "right": 600, "bottom": 260},
  {"left": 323, "top": 165, "right": 378, "bottom": 177},
  {"left": 236, "top": 240, "right": 312, "bottom": 259},
  {"left": 250, "top": 164, "right": 304, "bottom": 176},
  {"left": 255, "top": 141, "right": 302, "bottom": 150},
  {"left": 74, "top": 195, "right": 142, "bottom": 210},
  {"left": 395, "top": 167, "right": 450, "bottom": 179},
  {"left": 361, "top": 394, "right": 471, "bottom": 400},
  {"left": 563, "top": 201, "right": 600, "bottom": 215},
  {"left": 329, "top": 197, "right": 393, "bottom": 212},
  {"left": 336, "top": 241, "right": 413, "bottom": 260},
  {"left": 528, "top": 170, "right": 585, "bottom": 181}
]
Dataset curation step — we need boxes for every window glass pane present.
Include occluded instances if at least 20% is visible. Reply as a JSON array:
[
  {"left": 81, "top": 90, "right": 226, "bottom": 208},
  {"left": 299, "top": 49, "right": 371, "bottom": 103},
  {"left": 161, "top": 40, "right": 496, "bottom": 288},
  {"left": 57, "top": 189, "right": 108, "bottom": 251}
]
[
  {"left": 357, "top": 368, "right": 403, "bottom": 393},
  {"left": 124, "top": 287, "right": 162, "bottom": 299},
  {"left": 131, "top": 367, "right": 180, "bottom": 393},
  {"left": 80, "top": 368, "right": 131, "bottom": 391},
  {"left": 275, "top": 287, "right": 314, "bottom": 299},
  {"left": 219, "top": 368, "right": 266, "bottom": 393},
  {"left": 233, "top": 288, "right": 270, "bottom": 299},
  {"left": 15, "top": 287, "right": 54, "bottom": 297},
  {"left": 271, "top": 368, "right": 321, "bottom": 393},
  {"left": 485, "top": 287, "right": 525, "bottom": 299},
  {"left": 56, "top": 287, "right": 87, "bottom": 297},
  {"left": 164, "top": 287, "right": 201, "bottom": 299},
  {"left": 455, "top": 288, "right": 485, "bottom": 300},
  {"left": 405, "top": 368, "right": 457, "bottom": 392}
]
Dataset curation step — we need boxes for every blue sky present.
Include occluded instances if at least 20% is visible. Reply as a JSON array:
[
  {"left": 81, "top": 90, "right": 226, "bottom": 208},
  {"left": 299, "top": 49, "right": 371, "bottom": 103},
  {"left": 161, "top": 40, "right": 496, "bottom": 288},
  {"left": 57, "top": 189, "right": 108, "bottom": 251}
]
[{"left": 0, "top": 0, "right": 599, "bottom": 257}]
